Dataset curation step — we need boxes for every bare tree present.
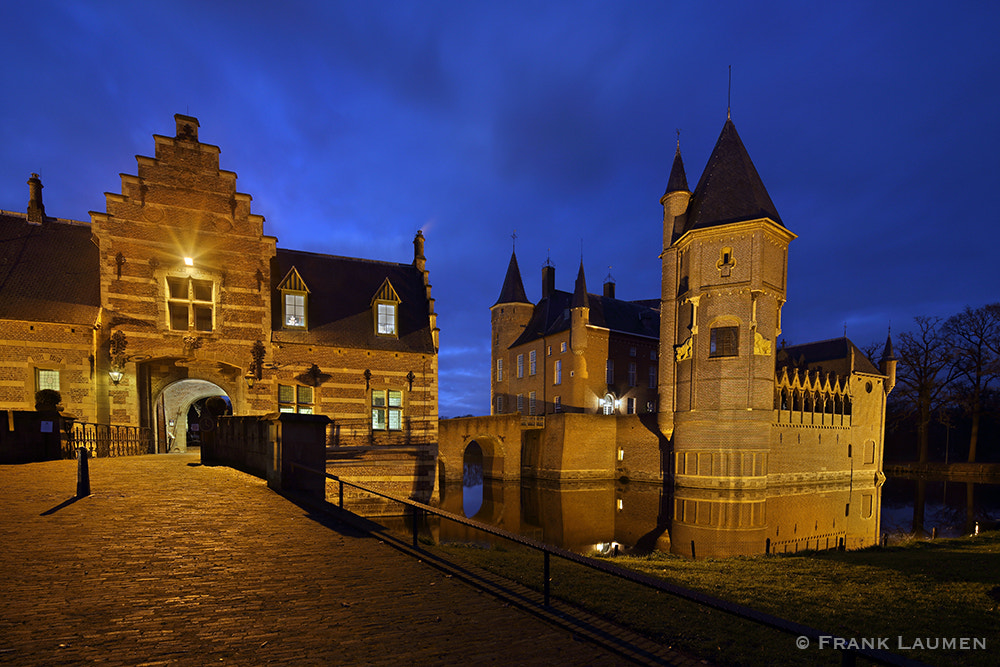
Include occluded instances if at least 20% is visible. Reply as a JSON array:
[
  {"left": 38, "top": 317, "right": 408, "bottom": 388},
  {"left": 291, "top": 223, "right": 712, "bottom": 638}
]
[
  {"left": 942, "top": 304, "right": 1000, "bottom": 463},
  {"left": 894, "top": 316, "right": 958, "bottom": 463}
]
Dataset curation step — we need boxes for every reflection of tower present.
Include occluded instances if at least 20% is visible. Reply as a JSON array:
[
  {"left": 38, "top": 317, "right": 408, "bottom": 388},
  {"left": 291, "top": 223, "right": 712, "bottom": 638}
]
[{"left": 659, "top": 118, "right": 795, "bottom": 556}]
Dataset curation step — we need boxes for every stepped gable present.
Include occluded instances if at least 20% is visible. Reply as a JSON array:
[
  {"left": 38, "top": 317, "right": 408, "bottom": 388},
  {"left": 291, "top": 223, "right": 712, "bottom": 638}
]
[
  {"left": 684, "top": 118, "right": 783, "bottom": 232},
  {"left": 0, "top": 211, "right": 100, "bottom": 323},
  {"left": 271, "top": 248, "right": 435, "bottom": 353}
]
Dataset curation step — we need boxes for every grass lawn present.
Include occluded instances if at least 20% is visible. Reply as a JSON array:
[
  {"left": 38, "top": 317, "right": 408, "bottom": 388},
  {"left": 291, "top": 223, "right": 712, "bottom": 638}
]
[{"left": 436, "top": 531, "right": 1000, "bottom": 666}]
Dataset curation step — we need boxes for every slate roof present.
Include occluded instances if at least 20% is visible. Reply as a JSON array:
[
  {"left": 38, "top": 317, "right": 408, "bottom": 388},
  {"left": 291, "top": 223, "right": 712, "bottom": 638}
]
[
  {"left": 684, "top": 118, "right": 783, "bottom": 233},
  {"left": 511, "top": 289, "right": 659, "bottom": 348},
  {"left": 777, "top": 337, "right": 881, "bottom": 376},
  {"left": 271, "top": 249, "right": 435, "bottom": 354},
  {"left": 494, "top": 250, "right": 529, "bottom": 305},
  {"left": 0, "top": 211, "right": 100, "bottom": 324},
  {"left": 663, "top": 145, "right": 689, "bottom": 195}
]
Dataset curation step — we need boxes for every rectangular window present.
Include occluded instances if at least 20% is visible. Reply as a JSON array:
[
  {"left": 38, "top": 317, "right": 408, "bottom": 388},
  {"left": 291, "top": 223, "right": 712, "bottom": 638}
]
[
  {"left": 36, "top": 369, "right": 60, "bottom": 391},
  {"left": 629, "top": 347, "right": 636, "bottom": 357},
  {"left": 376, "top": 303, "right": 397, "bottom": 336},
  {"left": 560, "top": 341, "right": 567, "bottom": 353},
  {"left": 547, "top": 345, "right": 551, "bottom": 356},
  {"left": 495, "top": 394, "right": 504, "bottom": 414},
  {"left": 516, "top": 354, "right": 524, "bottom": 378},
  {"left": 627, "top": 362, "right": 637, "bottom": 387},
  {"left": 710, "top": 326, "right": 739, "bottom": 357},
  {"left": 627, "top": 397, "right": 636, "bottom": 415},
  {"left": 166, "top": 276, "right": 215, "bottom": 332},
  {"left": 529, "top": 350, "right": 536, "bottom": 376},
  {"left": 529, "top": 391, "right": 536, "bottom": 416},
  {"left": 554, "top": 396, "right": 561, "bottom": 413},
  {"left": 648, "top": 366, "right": 657, "bottom": 389},
  {"left": 371, "top": 389, "right": 403, "bottom": 430},
  {"left": 278, "top": 384, "right": 314, "bottom": 413},
  {"left": 650, "top": 350, "right": 657, "bottom": 361},
  {"left": 516, "top": 393, "right": 524, "bottom": 414},
  {"left": 554, "top": 360, "right": 562, "bottom": 385},
  {"left": 606, "top": 359, "right": 614, "bottom": 384},
  {"left": 496, "top": 359, "right": 503, "bottom": 382},
  {"left": 284, "top": 293, "right": 306, "bottom": 328}
]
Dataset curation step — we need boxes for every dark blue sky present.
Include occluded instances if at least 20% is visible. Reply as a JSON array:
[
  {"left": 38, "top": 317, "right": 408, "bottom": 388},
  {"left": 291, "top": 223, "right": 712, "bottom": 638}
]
[{"left": 2, "top": 2, "right": 998, "bottom": 416}]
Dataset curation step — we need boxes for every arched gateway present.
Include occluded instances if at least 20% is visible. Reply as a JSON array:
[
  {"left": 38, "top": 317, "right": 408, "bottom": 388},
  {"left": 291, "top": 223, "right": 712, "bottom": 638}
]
[{"left": 154, "top": 378, "right": 231, "bottom": 453}]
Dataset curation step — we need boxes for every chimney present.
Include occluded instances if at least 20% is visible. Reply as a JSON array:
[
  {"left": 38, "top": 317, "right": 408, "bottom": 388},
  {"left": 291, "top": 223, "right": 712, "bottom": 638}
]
[
  {"left": 603, "top": 279, "right": 615, "bottom": 299},
  {"left": 27, "top": 173, "right": 45, "bottom": 224},
  {"left": 542, "top": 262, "right": 555, "bottom": 298},
  {"left": 413, "top": 230, "right": 426, "bottom": 272}
]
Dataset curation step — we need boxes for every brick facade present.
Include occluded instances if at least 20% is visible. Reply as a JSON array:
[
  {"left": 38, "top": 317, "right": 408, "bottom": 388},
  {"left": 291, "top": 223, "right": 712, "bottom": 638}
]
[{"left": 0, "top": 114, "right": 438, "bottom": 452}]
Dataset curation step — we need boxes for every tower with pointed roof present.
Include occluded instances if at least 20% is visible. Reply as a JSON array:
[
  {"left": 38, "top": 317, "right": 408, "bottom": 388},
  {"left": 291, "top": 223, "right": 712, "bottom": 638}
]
[
  {"left": 659, "top": 116, "right": 796, "bottom": 486},
  {"left": 491, "top": 248, "right": 533, "bottom": 414}
]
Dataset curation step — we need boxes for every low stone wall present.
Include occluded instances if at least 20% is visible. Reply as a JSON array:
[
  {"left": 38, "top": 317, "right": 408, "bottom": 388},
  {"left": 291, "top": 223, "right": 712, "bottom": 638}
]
[{"left": 0, "top": 410, "right": 69, "bottom": 464}]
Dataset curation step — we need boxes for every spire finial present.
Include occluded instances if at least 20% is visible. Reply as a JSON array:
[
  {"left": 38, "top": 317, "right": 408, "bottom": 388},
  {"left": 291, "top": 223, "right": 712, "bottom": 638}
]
[
  {"left": 675, "top": 128, "right": 681, "bottom": 151},
  {"left": 727, "top": 65, "right": 732, "bottom": 120},
  {"left": 511, "top": 229, "right": 517, "bottom": 252}
]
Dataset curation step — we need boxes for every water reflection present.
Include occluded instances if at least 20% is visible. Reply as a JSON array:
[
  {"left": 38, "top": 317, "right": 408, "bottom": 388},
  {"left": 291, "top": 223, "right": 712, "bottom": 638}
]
[
  {"left": 436, "top": 476, "right": 884, "bottom": 558},
  {"left": 881, "top": 477, "right": 1000, "bottom": 538},
  {"left": 462, "top": 442, "right": 484, "bottom": 518}
]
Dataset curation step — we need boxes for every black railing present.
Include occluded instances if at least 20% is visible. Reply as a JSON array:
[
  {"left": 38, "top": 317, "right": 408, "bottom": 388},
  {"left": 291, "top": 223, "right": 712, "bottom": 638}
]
[
  {"left": 65, "top": 423, "right": 153, "bottom": 458},
  {"left": 295, "top": 463, "right": 927, "bottom": 667}
]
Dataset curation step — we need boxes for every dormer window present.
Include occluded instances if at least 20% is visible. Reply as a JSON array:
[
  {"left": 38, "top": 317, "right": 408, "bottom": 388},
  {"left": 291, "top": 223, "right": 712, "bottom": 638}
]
[
  {"left": 372, "top": 278, "right": 401, "bottom": 338},
  {"left": 278, "top": 267, "right": 309, "bottom": 330}
]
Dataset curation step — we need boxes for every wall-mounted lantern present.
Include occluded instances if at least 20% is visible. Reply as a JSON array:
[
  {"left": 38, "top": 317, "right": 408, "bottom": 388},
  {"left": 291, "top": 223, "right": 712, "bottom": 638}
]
[{"left": 109, "top": 330, "right": 127, "bottom": 387}]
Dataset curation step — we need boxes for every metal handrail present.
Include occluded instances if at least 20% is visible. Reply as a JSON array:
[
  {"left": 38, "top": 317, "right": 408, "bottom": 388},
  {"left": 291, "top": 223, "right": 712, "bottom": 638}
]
[{"left": 295, "top": 463, "right": 927, "bottom": 667}]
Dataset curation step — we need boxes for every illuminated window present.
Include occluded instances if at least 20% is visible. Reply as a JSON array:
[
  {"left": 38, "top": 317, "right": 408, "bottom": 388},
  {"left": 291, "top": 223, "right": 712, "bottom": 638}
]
[
  {"left": 167, "top": 276, "right": 214, "bottom": 331},
  {"left": 529, "top": 350, "right": 536, "bottom": 376},
  {"left": 283, "top": 293, "right": 307, "bottom": 328},
  {"left": 377, "top": 303, "right": 397, "bottom": 335},
  {"left": 278, "top": 384, "right": 314, "bottom": 414},
  {"left": 710, "top": 326, "right": 739, "bottom": 357},
  {"left": 278, "top": 267, "right": 310, "bottom": 330},
  {"left": 36, "top": 369, "right": 60, "bottom": 391},
  {"left": 372, "top": 278, "right": 401, "bottom": 337},
  {"left": 372, "top": 389, "right": 403, "bottom": 430}
]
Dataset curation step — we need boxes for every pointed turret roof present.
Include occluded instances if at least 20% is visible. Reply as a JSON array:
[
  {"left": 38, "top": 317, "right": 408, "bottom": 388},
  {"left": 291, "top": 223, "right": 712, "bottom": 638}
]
[
  {"left": 664, "top": 144, "right": 689, "bottom": 195},
  {"left": 684, "top": 118, "right": 783, "bottom": 232},
  {"left": 880, "top": 330, "right": 897, "bottom": 363},
  {"left": 494, "top": 249, "right": 530, "bottom": 305},
  {"left": 572, "top": 260, "right": 588, "bottom": 309}
]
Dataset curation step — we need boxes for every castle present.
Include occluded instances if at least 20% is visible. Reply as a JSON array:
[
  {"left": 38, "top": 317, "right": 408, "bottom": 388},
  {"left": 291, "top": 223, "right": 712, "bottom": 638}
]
[{"left": 470, "top": 114, "right": 896, "bottom": 555}]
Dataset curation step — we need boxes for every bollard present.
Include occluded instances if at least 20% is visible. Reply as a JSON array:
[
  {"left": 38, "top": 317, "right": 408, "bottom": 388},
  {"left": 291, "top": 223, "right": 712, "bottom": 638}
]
[
  {"left": 931, "top": 527, "right": 937, "bottom": 540},
  {"left": 76, "top": 447, "right": 91, "bottom": 498}
]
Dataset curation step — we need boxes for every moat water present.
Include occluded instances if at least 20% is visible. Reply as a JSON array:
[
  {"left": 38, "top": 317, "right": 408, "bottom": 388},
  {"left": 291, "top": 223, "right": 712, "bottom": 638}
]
[{"left": 423, "top": 466, "right": 1000, "bottom": 558}]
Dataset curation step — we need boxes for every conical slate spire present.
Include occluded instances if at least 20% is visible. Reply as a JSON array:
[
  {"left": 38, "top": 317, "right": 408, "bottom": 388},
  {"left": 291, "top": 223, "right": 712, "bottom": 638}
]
[
  {"left": 664, "top": 144, "right": 689, "bottom": 195},
  {"left": 685, "top": 118, "right": 783, "bottom": 232},
  {"left": 494, "top": 249, "right": 530, "bottom": 305},
  {"left": 572, "top": 260, "right": 588, "bottom": 309},
  {"left": 880, "top": 330, "right": 897, "bottom": 363}
]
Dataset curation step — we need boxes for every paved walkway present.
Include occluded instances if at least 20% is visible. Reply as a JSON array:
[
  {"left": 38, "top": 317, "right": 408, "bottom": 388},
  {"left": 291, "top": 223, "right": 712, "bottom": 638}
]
[{"left": 0, "top": 454, "right": 702, "bottom": 666}]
